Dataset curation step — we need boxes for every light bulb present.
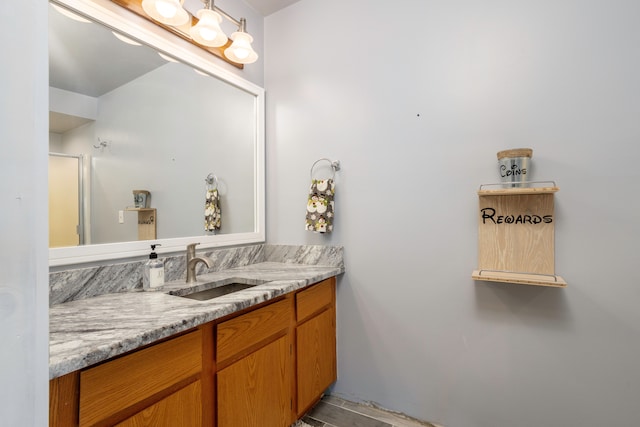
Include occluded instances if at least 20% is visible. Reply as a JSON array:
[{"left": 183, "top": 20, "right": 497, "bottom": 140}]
[
  {"left": 233, "top": 47, "right": 249, "bottom": 60},
  {"left": 224, "top": 31, "right": 258, "bottom": 64},
  {"left": 141, "top": 0, "right": 189, "bottom": 26},
  {"left": 190, "top": 9, "right": 227, "bottom": 47},
  {"left": 199, "top": 28, "right": 217, "bottom": 41},
  {"left": 156, "top": 0, "right": 178, "bottom": 18}
]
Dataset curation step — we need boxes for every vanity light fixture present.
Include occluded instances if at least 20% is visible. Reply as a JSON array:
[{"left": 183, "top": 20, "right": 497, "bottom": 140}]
[
  {"left": 139, "top": 0, "right": 258, "bottom": 64},
  {"left": 224, "top": 18, "right": 258, "bottom": 64},
  {"left": 190, "top": 2, "right": 227, "bottom": 47}
]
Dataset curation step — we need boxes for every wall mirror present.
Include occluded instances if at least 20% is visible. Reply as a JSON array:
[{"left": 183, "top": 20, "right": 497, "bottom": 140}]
[{"left": 49, "top": 0, "right": 265, "bottom": 267}]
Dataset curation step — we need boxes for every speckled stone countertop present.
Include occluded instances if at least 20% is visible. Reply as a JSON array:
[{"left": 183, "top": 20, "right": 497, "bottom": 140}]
[{"left": 50, "top": 261, "right": 343, "bottom": 379}]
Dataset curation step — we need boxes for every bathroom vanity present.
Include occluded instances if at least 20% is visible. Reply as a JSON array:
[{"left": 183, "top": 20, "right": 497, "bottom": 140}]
[
  {"left": 49, "top": 254, "right": 342, "bottom": 427},
  {"left": 47, "top": 1, "right": 340, "bottom": 424}
]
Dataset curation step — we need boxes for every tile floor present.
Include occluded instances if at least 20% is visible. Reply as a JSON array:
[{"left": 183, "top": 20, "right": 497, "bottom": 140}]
[{"left": 301, "top": 395, "right": 438, "bottom": 427}]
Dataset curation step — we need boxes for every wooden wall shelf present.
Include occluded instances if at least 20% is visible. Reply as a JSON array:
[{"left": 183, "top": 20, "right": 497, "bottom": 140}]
[
  {"left": 472, "top": 270, "right": 567, "bottom": 288},
  {"left": 477, "top": 186, "right": 559, "bottom": 196},
  {"left": 125, "top": 208, "right": 157, "bottom": 240},
  {"left": 472, "top": 183, "right": 566, "bottom": 288}
]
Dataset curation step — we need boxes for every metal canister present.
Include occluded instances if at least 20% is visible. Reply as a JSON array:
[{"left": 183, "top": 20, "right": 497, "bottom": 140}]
[
  {"left": 497, "top": 148, "right": 532, "bottom": 187},
  {"left": 133, "top": 190, "right": 150, "bottom": 208}
]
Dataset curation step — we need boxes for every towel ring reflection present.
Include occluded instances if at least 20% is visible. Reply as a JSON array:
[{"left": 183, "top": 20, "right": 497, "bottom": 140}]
[
  {"left": 310, "top": 158, "right": 340, "bottom": 180},
  {"left": 205, "top": 173, "right": 218, "bottom": 189}
]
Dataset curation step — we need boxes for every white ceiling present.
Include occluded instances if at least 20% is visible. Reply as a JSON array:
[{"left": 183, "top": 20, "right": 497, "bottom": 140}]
[{"left": 243, "top": 0, "right": 302, "bottom": 16}]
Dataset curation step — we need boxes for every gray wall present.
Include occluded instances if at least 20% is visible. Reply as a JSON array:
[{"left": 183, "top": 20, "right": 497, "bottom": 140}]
[
  {"left": 0, "top": 0, "right": 264, "bottom": 423},
  {"left": 264, "top": 1, "right": 640, "bottom": 426},
  {"left": 0, "top": 0, "right": 49, "bottom": 424}
]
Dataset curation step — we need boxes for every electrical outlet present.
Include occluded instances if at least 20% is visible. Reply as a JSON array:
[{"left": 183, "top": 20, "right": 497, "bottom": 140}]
[{"left": 118, "top": 210, "right": 124, "bottom": 224}]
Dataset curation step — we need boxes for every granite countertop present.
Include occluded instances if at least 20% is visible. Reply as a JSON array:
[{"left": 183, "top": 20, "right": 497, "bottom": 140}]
[{"left": 50, "top": 261, "right": 343, "bottom": 380}]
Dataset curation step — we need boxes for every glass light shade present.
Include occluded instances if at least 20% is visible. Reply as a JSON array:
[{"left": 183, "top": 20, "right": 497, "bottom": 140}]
[
  {"left": 141, "top": 0, "right": 189, "bottom": 26},
  {"left": 158, "top": 52, "right": 178, "bottom": 62},
  {"left": 190, "top": 9, "right": 228, "bottom": 47},
  {"left": 112, "top": 31, "right": 142, "bottom": 46},
  {"left": 224, "top": 31, "right": 258, "bottom": 64},
  {"left": 51, "top": 4, "right": 91, "bottom": 23}
]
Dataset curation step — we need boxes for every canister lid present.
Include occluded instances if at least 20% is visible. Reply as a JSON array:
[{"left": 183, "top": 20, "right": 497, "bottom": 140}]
[{"left": 497, "top": 148, "right": 533, "bottom": 160}]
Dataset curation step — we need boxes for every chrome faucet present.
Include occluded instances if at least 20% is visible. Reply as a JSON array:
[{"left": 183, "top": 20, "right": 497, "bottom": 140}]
[{"left": 186, "top": 243, "right": 213, "bottom": 284}]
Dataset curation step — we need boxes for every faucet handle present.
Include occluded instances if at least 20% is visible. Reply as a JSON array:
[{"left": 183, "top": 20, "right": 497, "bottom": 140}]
[{"left": 186, "top": 242, "right": 201, "bottom": 257}]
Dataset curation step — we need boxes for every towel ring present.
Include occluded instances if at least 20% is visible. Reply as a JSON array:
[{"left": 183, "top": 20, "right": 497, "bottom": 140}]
[
  {"left": 310, "top": 158, "right": 340, "bottom": 181},
  {"left": 205, "top": 173, "right": 218, "bottom": 189}
]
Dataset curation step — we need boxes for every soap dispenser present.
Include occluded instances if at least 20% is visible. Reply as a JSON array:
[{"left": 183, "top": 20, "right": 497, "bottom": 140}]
[{"left": 143, "top": 244, "right": 165, "bottom": 289}]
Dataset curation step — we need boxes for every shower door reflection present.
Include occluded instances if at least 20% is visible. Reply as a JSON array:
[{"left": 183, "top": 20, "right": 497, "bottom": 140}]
[{"left": 49, "top": 153, "right": 86, "bottom": 247}]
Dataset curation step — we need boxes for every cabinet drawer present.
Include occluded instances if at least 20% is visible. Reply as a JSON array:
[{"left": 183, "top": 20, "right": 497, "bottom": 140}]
[
  {"left": 79, "top": 330, "right": 202, "bottom": 427},
  {"left": 217, "top": 298, "right": 292, "bottom": 364},
  {"left": 296, "top": 278, "right": 335, "bottom": 323}
]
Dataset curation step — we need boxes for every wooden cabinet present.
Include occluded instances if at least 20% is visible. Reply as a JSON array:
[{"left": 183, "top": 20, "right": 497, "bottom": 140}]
[
  {"left": 114, "top": 381, "right": 202, "bottom": 427},
  {"left": 295, "top": 277, "right": 337, "bottom": 417},
  {"left": 50, "top": 278, "right": 338, "bottom": 426},
  {"left": 216, "top": 298, "right": 293, "bottom": 427},
  {"left": 50, "top": 371, "right": 79, "bottom": 427},
  {"left": 78, "top": 330, "right": 203, "bottom": 426},
  {"left": 50, "top": 327, "right": 212, "bottom": 427},
  {"left": 217, "top": 298, "right": 292, "bottom": 365},
  {"left": 218, "top": 335, "right": 292, "bottom": 427}
]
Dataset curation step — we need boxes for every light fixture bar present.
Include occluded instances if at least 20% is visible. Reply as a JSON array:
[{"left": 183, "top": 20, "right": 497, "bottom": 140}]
[
  {"left": 111, "top": 0, "right": 258, "bottom": 67},
  {"left": 211, "top": 5, "right": 241, "bottom": 27},
  {"left": 192, "top": 1, "right": 259, "bottom": 64},
  {"left": 201, "top": 0, "right": 241, "bottom": 27}
]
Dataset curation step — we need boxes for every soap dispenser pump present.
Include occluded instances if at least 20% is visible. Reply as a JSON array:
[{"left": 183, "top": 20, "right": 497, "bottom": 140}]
[{"left": 143, "top": 244, "right": 165, "bottom": 289}]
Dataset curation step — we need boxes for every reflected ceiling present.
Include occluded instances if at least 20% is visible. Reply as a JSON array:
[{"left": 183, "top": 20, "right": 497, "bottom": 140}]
[{"left": 49, "top": 7, "right": 165, "bottom": 98}]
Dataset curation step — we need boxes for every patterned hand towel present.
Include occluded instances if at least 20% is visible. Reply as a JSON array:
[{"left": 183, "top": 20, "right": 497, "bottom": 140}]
[
  {"left": 205, "top": 188, "right": 221, "bottom": 232},
  {"left": 305, "top": 179, "right": 335, "bottom": 233}
]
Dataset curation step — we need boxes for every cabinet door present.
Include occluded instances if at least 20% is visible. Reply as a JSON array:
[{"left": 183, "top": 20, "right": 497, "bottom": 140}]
[
  {"left": 296, "top": 307, "right": 336, "bottom": 416},
  {"left": 115, "top": 380, "right": 202, "bottom": 427},
  {"left": 217, "top": 335, "right": 292, "bottom": 427}
]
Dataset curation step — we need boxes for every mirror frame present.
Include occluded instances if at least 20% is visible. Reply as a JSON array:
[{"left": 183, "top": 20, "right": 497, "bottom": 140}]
[{"left": 49, "top": 0, "right": 265, "bottom": 267}]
